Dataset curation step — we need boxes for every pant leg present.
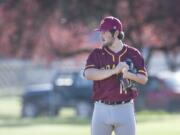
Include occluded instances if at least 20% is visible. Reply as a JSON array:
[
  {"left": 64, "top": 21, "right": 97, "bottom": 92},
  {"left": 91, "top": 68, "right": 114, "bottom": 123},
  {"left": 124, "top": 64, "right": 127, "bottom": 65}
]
[
  {"left": 114, "top": 102, "right": 136, "bottom": 135},
  {"left": 114, "top": 121, "right": 136, "bottom": 135},
  {"left": 91, "top": 102, "right": 113, "bottom": 135}
]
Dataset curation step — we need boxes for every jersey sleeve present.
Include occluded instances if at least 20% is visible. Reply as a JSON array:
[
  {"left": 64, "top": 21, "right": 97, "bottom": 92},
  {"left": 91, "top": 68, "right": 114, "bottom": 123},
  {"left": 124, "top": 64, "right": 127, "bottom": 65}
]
[
  {"left": 84, "top": 49, "right": 99, "bottom": 70},
  {"left": 132, "top": 50, "right": 147, "bottom": 76}
]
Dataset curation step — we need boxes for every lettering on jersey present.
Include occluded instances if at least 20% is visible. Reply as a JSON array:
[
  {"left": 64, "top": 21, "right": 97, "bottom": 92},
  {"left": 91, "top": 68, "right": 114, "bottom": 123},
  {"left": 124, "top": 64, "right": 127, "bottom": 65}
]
[{"left": 100, "top": 64, "right": 116, "bottom": 70}]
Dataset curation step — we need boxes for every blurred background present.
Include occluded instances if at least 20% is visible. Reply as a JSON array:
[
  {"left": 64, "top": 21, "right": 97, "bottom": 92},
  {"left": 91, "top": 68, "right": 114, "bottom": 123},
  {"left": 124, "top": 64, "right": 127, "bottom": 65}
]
[{"left": 0, "top": 0, "right": 180, "bottom": 135}]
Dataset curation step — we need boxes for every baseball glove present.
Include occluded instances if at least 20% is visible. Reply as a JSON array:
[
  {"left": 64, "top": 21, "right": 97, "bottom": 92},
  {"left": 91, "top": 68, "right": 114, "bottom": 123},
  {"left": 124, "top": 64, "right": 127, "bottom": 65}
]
[{"left": 119, "top": 58, "right": 137, "bottom": 92}]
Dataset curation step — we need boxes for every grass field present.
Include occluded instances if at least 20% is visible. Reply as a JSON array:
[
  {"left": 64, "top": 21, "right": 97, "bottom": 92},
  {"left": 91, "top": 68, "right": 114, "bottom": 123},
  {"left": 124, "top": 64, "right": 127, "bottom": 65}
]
[{"left": 0, "top": 96, "right": 180, "bottom": 135}]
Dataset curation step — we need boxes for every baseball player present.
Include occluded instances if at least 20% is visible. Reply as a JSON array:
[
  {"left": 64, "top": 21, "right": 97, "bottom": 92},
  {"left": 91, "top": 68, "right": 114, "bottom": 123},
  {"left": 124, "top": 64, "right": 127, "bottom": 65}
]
[{"left": 84, "top": 16, "right": 148, "bottom": 135}]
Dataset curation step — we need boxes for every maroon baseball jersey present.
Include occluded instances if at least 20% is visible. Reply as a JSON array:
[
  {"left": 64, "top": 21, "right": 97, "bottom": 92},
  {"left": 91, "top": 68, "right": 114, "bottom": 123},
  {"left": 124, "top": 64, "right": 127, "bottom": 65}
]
[{"left": 84, "top": 44, "right": 147, "bottom": 102}]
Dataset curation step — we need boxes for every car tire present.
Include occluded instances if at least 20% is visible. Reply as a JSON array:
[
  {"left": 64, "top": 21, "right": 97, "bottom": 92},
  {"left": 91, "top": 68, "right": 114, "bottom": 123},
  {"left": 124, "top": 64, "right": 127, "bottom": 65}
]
[
  {"left": 168, "top": 100, "right": 180, "bottom": 112},
  {"left": 47, "top": 108, "right": 59, "bottom": 117},
  {"left": 75, "top": 101, "right": 93, "bottom": 118},
  {"left": 22, "top": 103, "right": 38, "bottom": 118}
]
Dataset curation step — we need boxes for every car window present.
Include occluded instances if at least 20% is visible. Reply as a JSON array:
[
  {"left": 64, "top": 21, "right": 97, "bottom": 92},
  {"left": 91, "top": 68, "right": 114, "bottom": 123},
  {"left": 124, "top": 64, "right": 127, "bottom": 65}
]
[
  {"left": 55, "top": 74, "right": 74, "bottom": 86},
  {"left": 163, "top": 77, "right": 180, "bottom": 90}
]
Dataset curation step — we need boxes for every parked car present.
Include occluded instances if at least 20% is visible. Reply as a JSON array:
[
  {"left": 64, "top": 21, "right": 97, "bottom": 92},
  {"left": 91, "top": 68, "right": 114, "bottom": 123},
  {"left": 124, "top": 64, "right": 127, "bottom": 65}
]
[
  {"left": 135, "top": 71, "right": 180, "bottom": 111},
  {"left": 21, "top": 71, "right": 93, "bottom": 118}
]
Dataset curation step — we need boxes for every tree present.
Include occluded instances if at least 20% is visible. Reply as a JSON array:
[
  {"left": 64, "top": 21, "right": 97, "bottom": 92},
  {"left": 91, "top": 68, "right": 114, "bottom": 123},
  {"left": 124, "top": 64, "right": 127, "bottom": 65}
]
[{"left": 0, "top": 0, "right": 179, "bottom": 70}]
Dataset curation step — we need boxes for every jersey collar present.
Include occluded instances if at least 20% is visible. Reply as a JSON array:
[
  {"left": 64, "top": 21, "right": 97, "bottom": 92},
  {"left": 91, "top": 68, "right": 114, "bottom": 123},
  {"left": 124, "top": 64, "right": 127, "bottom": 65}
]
[
  {"left": 105, "top": 44, "right": 126, "bottom": 55},
  {"left": 103, "top": 44, "right": 127, "bottom": 62}
]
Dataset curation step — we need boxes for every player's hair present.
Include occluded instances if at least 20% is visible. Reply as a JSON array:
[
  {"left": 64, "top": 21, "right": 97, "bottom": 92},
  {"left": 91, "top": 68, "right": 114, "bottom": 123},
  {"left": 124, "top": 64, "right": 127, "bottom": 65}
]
[{"left": 110, "top": 30, "right": 124, "bottom": 40}]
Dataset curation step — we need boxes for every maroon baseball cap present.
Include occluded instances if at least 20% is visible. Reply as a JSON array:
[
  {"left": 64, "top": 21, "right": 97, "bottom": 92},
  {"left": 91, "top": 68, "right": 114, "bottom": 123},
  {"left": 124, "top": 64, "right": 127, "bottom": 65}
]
[{"left": 95, "top": 16, "right": 123, "bottom": 32}]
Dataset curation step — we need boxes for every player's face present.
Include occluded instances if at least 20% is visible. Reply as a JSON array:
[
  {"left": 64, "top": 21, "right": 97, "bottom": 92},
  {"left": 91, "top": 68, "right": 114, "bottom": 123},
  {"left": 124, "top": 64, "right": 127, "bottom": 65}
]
[{"left": 100, "top": 31, "right": 114, "bottom": 47}]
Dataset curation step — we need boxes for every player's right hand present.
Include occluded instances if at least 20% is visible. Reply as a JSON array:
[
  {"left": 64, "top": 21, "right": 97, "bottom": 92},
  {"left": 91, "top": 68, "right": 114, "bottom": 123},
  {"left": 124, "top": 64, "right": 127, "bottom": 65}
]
[{"left": 113, "top": 62, "right": 129, "bottom": 74}]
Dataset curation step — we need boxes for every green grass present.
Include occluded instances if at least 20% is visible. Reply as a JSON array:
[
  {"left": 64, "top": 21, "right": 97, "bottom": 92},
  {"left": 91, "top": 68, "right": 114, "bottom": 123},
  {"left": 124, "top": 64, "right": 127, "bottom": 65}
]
[
  {"left": 0, "top": 96, "right": 180, "bottom": 135},
  {"left": 137, "top": 111, "right": 180, "bottom": 135}
]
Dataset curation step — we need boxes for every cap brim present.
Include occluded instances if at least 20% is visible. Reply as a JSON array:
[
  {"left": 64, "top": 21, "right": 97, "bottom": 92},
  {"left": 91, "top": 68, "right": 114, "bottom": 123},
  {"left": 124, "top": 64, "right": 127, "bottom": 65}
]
[{"left": 94, "top": 28, "right": 108, "bottom": 32}]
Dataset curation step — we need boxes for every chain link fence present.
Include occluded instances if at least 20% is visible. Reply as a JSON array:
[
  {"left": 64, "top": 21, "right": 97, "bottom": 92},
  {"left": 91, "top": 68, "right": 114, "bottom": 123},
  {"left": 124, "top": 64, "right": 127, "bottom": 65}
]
[{"left": 0, "top": 59, "right": 83, "bottom": 96}]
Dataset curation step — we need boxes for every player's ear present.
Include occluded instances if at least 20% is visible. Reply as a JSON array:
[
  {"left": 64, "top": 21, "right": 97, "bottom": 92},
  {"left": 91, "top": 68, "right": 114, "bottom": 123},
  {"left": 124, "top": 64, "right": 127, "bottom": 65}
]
[{"left": 119, "top": 31, "right": 125, "bottom": 40}]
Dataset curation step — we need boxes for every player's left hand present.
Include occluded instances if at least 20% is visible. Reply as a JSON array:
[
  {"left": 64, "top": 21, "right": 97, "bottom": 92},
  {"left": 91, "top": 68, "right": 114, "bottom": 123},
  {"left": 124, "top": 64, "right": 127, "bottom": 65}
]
[{"left": 122, "top": 68, "right": 129, "bottom": 79}]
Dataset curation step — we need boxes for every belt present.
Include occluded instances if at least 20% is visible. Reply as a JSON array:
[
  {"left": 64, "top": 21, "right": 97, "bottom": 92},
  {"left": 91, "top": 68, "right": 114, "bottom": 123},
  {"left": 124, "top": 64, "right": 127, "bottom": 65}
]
[{"left": 96, "top": 99, "right": 132, "bottom": 105}]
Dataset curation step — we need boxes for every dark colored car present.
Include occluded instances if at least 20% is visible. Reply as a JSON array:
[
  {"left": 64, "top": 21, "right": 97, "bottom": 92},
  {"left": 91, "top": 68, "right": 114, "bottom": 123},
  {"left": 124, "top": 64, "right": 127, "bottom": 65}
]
[
  {"left": 135, "top": 72, "right": 180, "bottom": 111},
  {"left": 21, "top": 72, "right": 93, "bottom": 118}
]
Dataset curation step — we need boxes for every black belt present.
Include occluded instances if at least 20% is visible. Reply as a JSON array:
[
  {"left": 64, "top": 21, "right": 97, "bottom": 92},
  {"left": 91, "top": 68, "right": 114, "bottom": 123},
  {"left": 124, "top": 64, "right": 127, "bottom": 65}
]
[{"left": 96, "top": 99, "right": 132, "bottom": 105}]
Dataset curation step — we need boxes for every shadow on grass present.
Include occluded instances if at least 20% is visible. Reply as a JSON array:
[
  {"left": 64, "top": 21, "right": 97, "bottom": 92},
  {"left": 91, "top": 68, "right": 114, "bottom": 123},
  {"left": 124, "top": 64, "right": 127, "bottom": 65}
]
[{"left": 0, "top": 115, "right": 90, "bottom": 128}]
